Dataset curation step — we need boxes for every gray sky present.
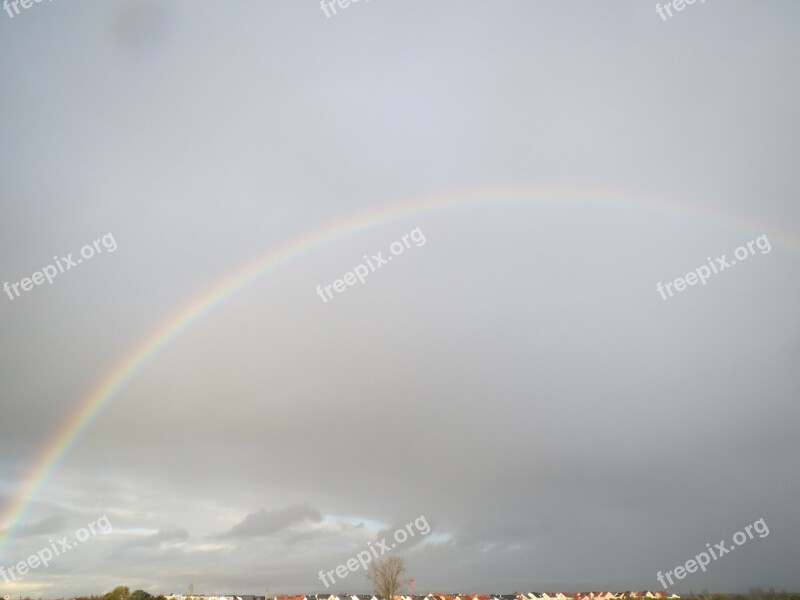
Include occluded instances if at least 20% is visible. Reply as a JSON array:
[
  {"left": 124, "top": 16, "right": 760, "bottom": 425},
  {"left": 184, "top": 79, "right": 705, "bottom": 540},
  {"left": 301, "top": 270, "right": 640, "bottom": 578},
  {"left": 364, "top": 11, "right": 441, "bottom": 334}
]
[{"left": 1, "top": 0, "right": 799, "bottom": 597}]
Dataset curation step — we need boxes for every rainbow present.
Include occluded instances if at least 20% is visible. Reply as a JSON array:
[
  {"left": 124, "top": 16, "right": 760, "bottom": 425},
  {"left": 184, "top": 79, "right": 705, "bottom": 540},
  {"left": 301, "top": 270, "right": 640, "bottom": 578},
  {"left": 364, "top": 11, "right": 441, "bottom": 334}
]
[{"left": 0, "top": 185, "right": 790, "bottom": 561}]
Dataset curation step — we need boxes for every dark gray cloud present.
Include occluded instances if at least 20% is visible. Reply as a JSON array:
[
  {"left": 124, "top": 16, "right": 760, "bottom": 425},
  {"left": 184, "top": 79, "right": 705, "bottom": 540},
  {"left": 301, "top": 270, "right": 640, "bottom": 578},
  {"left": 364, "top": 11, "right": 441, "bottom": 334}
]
[
  {"left": 1, "top": 515, "right": 69, "bottom": 540},
  {"left": 218, "top": 506, "right": 322, "bottom": 540},
  {"left": 125, "top": 528, "right": 190, "bottom": 548}
]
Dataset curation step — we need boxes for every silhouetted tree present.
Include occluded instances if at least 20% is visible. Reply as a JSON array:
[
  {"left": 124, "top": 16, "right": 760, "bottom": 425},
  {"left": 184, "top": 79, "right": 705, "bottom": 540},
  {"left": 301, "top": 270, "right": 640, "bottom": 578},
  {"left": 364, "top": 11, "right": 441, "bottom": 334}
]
[
  {"left": 103, "top": 587, "right": 131, "bottom": 600},
  {"left": 366, "top": 555, "right": 406, "bottom": 600},
  {"left": 130, "top": 590, "right": 153, "bottom": 600}
]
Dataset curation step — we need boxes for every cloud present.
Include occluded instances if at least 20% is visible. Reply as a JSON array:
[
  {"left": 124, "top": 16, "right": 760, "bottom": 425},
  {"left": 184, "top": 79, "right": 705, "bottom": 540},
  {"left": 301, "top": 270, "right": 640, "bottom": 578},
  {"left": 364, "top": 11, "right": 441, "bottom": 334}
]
[
  {"left": 216, "top": 505, "right": 322, "bottom": 540},
  {"left": 126, "top": 528, "right": 190, "bottom": 548},
  {"left": 6, "top": 515, "right": 69, "bottom": 539}
]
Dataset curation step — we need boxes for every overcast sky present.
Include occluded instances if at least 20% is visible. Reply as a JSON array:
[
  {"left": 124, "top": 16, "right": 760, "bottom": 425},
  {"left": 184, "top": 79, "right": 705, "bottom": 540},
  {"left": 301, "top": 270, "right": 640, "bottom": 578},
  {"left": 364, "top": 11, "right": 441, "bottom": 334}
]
[{"left": 1, "top": 1, "right": 799, "bottom": 598}]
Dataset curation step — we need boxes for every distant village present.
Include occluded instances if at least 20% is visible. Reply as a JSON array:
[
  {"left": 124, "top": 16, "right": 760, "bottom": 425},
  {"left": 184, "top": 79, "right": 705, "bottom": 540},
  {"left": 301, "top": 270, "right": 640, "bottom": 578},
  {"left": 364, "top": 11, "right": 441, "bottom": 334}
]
[{"left": 162, "top": 592, "right": 681, "bottom": 600}]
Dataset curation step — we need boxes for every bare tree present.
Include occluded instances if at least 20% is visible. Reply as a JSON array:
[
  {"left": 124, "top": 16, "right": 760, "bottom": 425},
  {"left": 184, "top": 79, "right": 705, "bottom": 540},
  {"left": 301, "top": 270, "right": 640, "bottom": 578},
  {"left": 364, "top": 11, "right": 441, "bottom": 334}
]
[{"left": 366, "top": 555, "right": 407, "bottom": 600}]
